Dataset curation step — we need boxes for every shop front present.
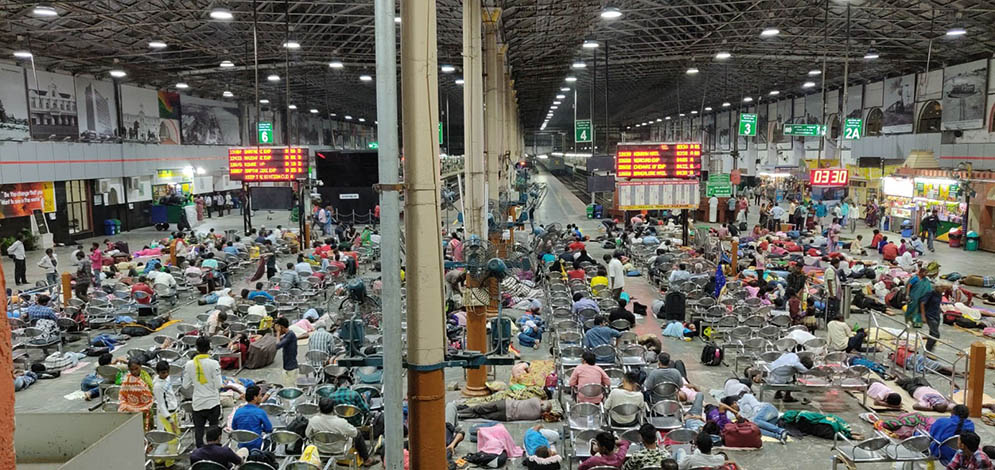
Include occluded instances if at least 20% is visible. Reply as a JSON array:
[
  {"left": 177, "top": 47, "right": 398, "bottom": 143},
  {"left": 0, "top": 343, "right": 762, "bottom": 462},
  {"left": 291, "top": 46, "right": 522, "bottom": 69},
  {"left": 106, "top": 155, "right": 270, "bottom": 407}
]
[
  {"left": 912, "top": 177, "right": 964, "bottom": 241},
  {"left": 881, "top": 176, "right": 916, "bottom": 234}
]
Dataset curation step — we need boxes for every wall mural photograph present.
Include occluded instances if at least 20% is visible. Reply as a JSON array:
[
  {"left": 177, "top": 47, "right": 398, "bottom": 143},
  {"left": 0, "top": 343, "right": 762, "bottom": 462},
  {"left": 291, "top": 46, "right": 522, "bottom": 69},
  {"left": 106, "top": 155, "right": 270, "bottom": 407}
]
[
  {"left": 180, "top": 94, "right": 240, "bottom": 145},
  {"left": 75, "top": 76, "right": 118, "bottom": 142},
  {"left": 0, "top": 64, "right": 30, "bottom": 141},
  {"left": 942, "top": 59, "right": 988, "bottom": 130},
  {"left": 158, "top": 91, "right": 181, "bottom": 144},
  {"left": 27, "top": 70, "right": 78, "bottom": 140},
  {"left": 882, "top": 74, "right": 915, "bottom": 134},
  {"left": 121, "top": 85, "right": 160, "bottom": 142}
]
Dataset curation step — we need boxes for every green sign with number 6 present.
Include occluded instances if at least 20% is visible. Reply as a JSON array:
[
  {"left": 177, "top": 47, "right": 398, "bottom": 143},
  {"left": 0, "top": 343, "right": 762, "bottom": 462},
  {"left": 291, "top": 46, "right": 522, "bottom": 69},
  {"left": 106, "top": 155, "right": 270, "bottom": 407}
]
[
  {"left": 738, "top": 113, "right": 757, "bottom": 136},
  {"left": 843, "top": 118, "right": 862, "bottom": 140}
]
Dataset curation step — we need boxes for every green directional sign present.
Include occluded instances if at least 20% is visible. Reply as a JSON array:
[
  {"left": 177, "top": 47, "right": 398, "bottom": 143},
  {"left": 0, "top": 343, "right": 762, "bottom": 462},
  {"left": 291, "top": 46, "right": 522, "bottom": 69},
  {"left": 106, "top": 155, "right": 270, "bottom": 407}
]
[
  {"left": 575, "top": 119, "right": 592, "bottom": 143},
  {"left": 843, "top": 118, "right": 863, "bottom": 140},
  {"left": 706, "top": 173, "right": 732, "bottom": 197},
  {"left": 783, "top": 123, "right": 826, "bottom": 137},
  {"left": 368, "top": 141, "right": 379, "bottom": 150},
  {"left": 257, "top": 121, "right": 274, "bottom": 144},
  {"left": 438, "top": 122, "right": 443, "bottom": 145},
  {"left": 738, "top": 113, "right": 757, "bottom": 136}
]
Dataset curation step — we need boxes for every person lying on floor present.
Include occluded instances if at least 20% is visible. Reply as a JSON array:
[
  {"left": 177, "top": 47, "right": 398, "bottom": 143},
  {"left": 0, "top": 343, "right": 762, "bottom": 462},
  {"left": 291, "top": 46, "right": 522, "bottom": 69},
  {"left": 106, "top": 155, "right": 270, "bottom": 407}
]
[
  {"left": 866, "top": 380, "right": 903, "bottom": 409},
  {"left": 456, "top": 397, "right": 552, "bottom": 421},
  {"left": 722, "top": 392, "right": 790, "bottom": 443},
  {"left": 892, "top": 350, "right": 957, "bottom": 377},
  {"left": 897, "top": 376, "right": 956, "bottom": 412}
]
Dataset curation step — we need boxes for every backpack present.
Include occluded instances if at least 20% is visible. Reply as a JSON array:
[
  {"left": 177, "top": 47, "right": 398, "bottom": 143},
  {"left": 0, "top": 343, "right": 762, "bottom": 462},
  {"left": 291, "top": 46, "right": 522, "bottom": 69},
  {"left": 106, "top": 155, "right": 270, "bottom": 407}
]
[
  {"left": 663, "top": 291, "right": 686, "bottom": 321},
  {"left": 244, "top": 334, "right": 278, "bottom": 369},
  {"left": 285, "top": 416, "right": 310, "bottom": 454},
  {"left": 701, "top": 343, "right": 724, "bottom": 366},
  {"left": 722, "top": 421, "right": 763, "bottom": 448}
]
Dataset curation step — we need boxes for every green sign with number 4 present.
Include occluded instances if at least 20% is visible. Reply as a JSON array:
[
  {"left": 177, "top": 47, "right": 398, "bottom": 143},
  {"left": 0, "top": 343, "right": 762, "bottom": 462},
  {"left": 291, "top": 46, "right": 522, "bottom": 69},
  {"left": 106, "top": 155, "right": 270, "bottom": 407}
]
[
  {"left": 738, "top": 113, "right": 757, "bottom": 136},
  {"left": 843, "top": 118, "right": 863, "bottom": 140},
  {"left": 575, "top": 119, "right": 592, "bottom": 143}
]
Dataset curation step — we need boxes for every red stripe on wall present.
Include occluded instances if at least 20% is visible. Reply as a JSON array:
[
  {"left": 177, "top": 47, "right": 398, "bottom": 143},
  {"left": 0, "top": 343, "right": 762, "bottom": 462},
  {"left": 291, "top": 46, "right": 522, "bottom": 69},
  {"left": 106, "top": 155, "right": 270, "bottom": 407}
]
[{"left": 0, "top": 155, "right": 226, "bottom": 165}]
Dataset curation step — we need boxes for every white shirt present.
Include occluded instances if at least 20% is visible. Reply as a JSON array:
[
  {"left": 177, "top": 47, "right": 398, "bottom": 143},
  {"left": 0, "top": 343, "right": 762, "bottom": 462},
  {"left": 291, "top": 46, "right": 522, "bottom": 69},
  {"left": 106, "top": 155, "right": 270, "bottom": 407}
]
[
  {"left": 369, "top": 234, "right": 381, "bottom": 244},
  {"left": 37, "top": 254, "right": 58, "bottom": 273},
  {"left": 7, "top": 240, "right": 25, "bottom": 260},
  {"left": 770, "top": 206, "right": 786, "bottom": 221},
  {"left": 204, "top": 196, "right": 212, "bottom": 206},
  {"left": 182, "top": 356, "right": 222, "bottom": 411},
  {"left": 608, "top": 258, "right": 625, "bottom": 290},
  {"left": 153, "top": 375, "right": 179, "bottom": 419},
  {"left": 149, "top": 270, "right": 177, "bottom": 288},
  {"left": 216, "top": 294, "right": 235, "bottom": 308}
]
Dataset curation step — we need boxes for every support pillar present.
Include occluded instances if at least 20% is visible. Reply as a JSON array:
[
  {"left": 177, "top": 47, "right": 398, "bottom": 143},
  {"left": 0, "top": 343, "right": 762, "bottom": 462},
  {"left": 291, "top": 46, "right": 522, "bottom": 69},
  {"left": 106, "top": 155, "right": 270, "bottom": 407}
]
[
  {"left": 730, "top": 237, "right": 739, "bottom": 276},
  {"left": 401, "top": 1, "right": 448, "bottom": 468},
  {"left": 462, "top": 0, "right": 486, "bottom": 237},
  {"left": 968, "top": 342, "right": 986, "bottom": 417},
  {"left": 0, "top": 261, "right": 14, "bottom": 468},
  {"left": 462, "top": 276, "right": 489, "bottom": 396},
  {"left": 61, "top": 272, "right": 72, "bottom": 306},
  {"left": 484, "top": 11, "right": 502, "bottom": 205}
]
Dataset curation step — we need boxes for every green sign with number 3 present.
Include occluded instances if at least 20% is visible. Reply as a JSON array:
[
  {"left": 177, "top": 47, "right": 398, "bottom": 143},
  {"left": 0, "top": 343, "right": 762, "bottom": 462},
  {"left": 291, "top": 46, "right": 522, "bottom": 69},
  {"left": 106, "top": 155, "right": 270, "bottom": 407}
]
[
  {"left": 738, "top": 113, "right": 757, "bottom": 136},
  {"left": 843, "top": 118, "right": 863, "bottom": 140}
]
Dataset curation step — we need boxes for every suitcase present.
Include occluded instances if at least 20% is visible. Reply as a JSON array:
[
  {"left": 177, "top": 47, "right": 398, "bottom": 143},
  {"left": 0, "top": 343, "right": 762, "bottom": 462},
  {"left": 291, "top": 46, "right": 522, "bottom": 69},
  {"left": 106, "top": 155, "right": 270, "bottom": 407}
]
[
  {"left": 244, "top": 334, "right": 278, "bottom": 369},
  {"left": 722, "top": 421, "right": 762, "bottom": 448}
]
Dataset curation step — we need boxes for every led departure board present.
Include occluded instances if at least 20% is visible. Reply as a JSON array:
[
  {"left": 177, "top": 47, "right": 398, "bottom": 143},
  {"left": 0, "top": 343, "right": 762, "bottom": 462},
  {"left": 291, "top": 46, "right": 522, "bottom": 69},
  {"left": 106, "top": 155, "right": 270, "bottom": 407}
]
[
  {"left": 810, "top": 168, "right": 849, "bottom": 187},
  {"left": 228, "top": 147, "right": 307, "bottom": 182},
  {"left": 615, "top": 142, "right": 701, "bottom": 179}
]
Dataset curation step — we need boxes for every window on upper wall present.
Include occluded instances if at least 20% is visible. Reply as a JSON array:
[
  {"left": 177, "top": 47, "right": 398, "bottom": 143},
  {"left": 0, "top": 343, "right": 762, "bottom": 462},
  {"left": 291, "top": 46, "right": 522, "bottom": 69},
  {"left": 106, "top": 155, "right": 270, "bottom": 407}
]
[
  {"left": 827, "top": 114, "right": 841, "bottom": 140},
  {"left": 917, "top": 101, "right": 942, "bottom": 133},
  {"left": 866, "top": 108, "right": 884, "bottom": 136}
]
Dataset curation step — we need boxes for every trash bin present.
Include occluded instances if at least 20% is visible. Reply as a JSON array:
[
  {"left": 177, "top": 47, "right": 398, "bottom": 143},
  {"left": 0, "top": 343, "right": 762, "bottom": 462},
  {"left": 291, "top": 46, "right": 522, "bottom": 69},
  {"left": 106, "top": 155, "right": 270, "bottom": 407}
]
[
  {"left": 103, "top": 219, "right": 116, "bottom": 235},
  {"left": 900, "top": 219, "right": 913, "bottom": 238},
  {"left": 112, "top": 219, "right": 121, "bottom": 234},
  {"left": 586, "top": 204, "right": 595, "bottom": 219},
  {"left": 593, "top": 204, "right": 603, "bottom": 219},
  {"left": 966, "top": 231, "right": 980, "bottom": 251},
  {"left": 948, "top": 228, "right": 963, "bottom": 248}
]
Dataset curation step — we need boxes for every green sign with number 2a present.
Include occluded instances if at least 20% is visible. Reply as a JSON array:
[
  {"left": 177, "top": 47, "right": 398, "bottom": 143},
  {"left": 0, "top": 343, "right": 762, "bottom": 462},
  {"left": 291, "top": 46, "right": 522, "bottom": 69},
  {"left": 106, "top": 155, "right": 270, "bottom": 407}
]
[
  {"left": 738, "top": 113, "right": 757, "bottom": 136},
  {"left": 844, "top": 118, "right": 863, "bottom": 140},
  {"left": 575, "top": 119, "right": 592, "bottom": 143}
]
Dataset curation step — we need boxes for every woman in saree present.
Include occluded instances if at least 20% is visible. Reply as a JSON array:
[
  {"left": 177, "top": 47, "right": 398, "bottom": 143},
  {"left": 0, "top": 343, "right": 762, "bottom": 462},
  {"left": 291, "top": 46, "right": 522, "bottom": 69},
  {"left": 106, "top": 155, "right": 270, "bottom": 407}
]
[
  {"left": 118, "top": 359, "right": 156, "bottom": 430},
  {"left": 905, "top": 268, "right": 932, "bottom": 328}
]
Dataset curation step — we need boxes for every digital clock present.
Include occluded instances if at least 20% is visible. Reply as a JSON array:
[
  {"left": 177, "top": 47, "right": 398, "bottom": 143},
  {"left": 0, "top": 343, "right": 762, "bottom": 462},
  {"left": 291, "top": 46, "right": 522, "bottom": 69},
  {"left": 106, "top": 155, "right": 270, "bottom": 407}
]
[{"left": 810, "top": 168, "right": 848, "bottom": 187}]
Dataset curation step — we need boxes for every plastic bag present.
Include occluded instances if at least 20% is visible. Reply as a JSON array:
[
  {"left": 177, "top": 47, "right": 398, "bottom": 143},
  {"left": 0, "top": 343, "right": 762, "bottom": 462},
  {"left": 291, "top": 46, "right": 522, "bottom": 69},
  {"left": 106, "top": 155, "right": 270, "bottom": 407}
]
[{"left": 300, "top": 444, "right": 322, "bottom": 467}]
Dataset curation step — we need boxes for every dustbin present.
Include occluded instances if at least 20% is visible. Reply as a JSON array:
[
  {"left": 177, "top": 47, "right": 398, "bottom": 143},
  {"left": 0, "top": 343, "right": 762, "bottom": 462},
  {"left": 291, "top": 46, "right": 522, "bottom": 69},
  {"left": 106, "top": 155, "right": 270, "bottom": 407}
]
[
  {"left": 103, "top": 219, "right": 116, "bottom": 235},
  {"left": 966, "top": 231, "right": 980, "bottom": 251},
  {"left": 593, "top": 204, "right": 603, "bottom": 219},
  {"left": 586, "top": 204, "right": 595, "bottom": 219},
  {"left": 112, "top": 219, "right": 122, "bottom": 234},
  {"left": 900, "top": 219, "right": 913, "bottom": 238},
  {"left": 948, "top": 228, "right": 963, "bottom": 248}
]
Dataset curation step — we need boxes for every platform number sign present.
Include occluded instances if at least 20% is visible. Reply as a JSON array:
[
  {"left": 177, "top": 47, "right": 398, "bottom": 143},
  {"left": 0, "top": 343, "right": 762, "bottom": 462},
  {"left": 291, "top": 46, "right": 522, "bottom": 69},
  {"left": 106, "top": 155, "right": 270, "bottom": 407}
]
[
  {"left": 844, "top": 118, "right": 863, "bottom": 140},
  {"left": 738, "top": 113, "right": 757, "bottom": 136},
  {"left": 257, "top": 122, "right": 274, "bottom": 145},
  {"left": 575, "top": 119, "right": 592, "bottom": 143}
]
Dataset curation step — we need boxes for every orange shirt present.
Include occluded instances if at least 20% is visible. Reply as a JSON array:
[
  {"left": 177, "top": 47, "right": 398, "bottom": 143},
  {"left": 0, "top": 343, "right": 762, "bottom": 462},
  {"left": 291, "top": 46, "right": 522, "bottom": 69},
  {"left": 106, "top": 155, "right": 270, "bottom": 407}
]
[{"left": 882, "top": 243, "right": 899, "bottom": 261}]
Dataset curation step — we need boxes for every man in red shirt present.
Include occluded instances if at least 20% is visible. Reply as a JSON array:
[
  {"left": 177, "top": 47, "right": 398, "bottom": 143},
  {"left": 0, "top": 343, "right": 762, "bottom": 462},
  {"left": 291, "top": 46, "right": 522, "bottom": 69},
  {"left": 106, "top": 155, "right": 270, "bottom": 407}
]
[
  {"left": 568, "top": 239, "right": 586, "bottom": 252},
  {"left": 869, "top": 229, "right": 883, "bottom": 250},
  {"left": 882, "top": 241, "right": 899, "bottom": 262},
  {"left": 131, "top": 275, "right": 156, "bottom": 315}
]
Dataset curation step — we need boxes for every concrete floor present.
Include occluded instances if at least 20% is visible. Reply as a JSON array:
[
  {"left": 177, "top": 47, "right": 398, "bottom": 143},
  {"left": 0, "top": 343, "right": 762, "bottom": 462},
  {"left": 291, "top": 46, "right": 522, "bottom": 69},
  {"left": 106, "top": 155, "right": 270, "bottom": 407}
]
[{"left": 9, "top": 172, "right": 995, "bottom": 470}]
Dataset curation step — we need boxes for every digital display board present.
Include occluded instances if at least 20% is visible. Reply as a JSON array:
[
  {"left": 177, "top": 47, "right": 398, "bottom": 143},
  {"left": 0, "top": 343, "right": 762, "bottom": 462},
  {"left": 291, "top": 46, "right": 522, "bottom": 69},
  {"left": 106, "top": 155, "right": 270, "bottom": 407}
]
[
  {"left": 809, "top": 168, "right": 849, "bottom": 187},
  {"left": 228, "top": 147, "right": 307, "bottom": 182},
  {"left": 615, "top": 142, "right": 701, "bottom": 179}
]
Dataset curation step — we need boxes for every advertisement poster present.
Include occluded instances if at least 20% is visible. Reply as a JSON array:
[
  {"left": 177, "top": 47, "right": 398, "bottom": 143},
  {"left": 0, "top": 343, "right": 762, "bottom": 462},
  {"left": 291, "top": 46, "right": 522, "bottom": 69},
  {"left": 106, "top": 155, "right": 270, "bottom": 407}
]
[
  {"left": 27, "top": 70, "right": 79, "bottom": 140},
  {"left": 0, "top": 182, "right": 55, "bottom": 219},
  {"left": 0, "top": 64, "right": 30, "bottom": 141}
]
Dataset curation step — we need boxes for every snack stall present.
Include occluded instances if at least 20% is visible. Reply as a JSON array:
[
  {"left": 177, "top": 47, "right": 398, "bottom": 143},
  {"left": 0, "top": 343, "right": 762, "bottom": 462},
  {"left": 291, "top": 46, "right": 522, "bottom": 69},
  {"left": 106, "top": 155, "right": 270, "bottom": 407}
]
[
  {"left": 913, "top": 177, "right": 964, "bottom": 240},
  {"left": 881, "top": 176, "right": 916, "bottom": 234}
]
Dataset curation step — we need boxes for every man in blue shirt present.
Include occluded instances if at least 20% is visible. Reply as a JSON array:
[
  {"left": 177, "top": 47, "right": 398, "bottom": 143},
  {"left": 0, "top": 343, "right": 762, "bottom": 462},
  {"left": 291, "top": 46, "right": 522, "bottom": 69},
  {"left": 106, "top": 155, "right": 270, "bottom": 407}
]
[
  {"left": 222, "top": 241, "right": 239, "bottom": 256},
  {"left": 230, "top": 385, "right": 272, "bottom": 450},
  {"left": 25, "top": 295, "right": 58, "bottom": 322},
  {"left": 584, "top": 316, "right": 621, "bottom": 362},
  {"left": 572, "top": 292, "right": 600, "bottom": 314},
  {"left": 246, "top": 282, "right": 275, "bottom": 302},
  {"left": 275, "top": 317, "right": 299, "bottom": 387}
]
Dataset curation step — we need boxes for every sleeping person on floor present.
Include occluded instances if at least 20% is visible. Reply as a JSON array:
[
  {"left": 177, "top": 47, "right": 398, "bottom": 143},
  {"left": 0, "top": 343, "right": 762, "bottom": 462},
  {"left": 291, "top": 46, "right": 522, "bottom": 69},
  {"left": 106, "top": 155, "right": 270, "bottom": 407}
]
[{"left": 456, "top": 397, "right": 552, "bottom": 421}]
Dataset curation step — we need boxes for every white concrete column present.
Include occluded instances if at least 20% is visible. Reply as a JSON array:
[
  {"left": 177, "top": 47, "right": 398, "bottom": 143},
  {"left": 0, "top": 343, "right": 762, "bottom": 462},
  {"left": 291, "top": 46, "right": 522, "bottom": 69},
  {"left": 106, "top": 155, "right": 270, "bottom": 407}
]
[
  {"left": 483, "top": 10, "right": 502, "bottom": 203},
  {"left": 463, "top": 0, "right": 486, "bottom": 237}
]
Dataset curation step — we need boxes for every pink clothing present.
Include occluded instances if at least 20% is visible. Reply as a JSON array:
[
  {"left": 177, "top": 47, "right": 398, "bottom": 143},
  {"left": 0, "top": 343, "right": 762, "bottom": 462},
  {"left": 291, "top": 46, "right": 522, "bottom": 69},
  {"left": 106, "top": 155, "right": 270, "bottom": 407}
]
[
  {"left": 450, "top": 239, "right": 464, "bottom": 262},
  {"left": 90, "top": 249, "right": 103, "bottom": 267},
  {"left": 578, "top": 440, "right": 630, "bottom": 470},
  {"left": 292, "top": 319, "right": 314, "bottom": 333},
  {"left": 912, "top": 386, "right": 944, "bottom": 408},
  {"left": 568, "top": 363, "right": 610, "bottom": 404},
  {"left": 868, "top": 382, "right": 893, "bottom": 402},
  {"left": 477, "top": 424, "right": 523, "bottom": 458}
]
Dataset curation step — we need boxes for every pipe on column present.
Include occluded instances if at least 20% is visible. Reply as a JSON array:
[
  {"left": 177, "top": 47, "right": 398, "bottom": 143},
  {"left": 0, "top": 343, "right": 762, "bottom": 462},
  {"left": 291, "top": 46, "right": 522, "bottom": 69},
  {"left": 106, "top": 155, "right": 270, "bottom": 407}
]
[
  {"left": 400, "top": 2, "right": 448, "bottom": 469},
  {"left": 462, "top": 0, "right": 490, "bottom": 397},
  {"left": 373, "top": 0, "right": 403, "bottom": 467}
]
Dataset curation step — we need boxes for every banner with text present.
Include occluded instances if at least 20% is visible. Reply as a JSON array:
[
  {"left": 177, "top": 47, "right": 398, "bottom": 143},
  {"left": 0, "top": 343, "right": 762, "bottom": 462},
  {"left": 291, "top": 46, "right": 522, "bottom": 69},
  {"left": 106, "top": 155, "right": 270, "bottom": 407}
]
[{"left": 0, "top": 182, "right": 56, "bottom": 219}]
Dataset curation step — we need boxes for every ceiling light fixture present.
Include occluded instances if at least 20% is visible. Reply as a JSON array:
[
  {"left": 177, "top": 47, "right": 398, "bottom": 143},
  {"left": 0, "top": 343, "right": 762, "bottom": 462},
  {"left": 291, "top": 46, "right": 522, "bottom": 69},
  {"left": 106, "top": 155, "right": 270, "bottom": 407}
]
[
  {"left": 556, "top": 94, "right": 566, "bottom": 99},
  {"left": 219, "top": 60, "right": 235, "bottom": 68},
  {"left": 656, "top": 118, "right": 662, "bottom": 122},
  {"left": 148, "top": 41, "right": 167, "bottom": 49},
  {"left": 946, "top": 26, "right": 967, "bottom": 37},
  {"left": 565, "top": 76, "right": 577, "bottom": 82},
  {"left": 32, "top": 4, "right": 58, "bottom": 17},
  {"left": 455, "top": 78, "right": 465, "bottom": 85},
  {"left": 345, "top": 115, "right": 353, "bottom": 120},
  {"left": 267, "top": 74, "right": 280, "bottom": 82},
  {"left": 330, "top": 113, "right": 337, "bottom": 117},
  {"left": 802, "top": 81, "right": 816, "bottom": 88},
  {"left": 665, "top": 116, "right": 671, "bottom": 120},
  {"left": 550, "top": 106, "right": 558, "bottom": 110},
  {"left": 601, "top": 6, "right": 622, "bottom": 19},
  {"left": 715, "top": 51, "right": 731, "bottom": 60},
  {"left": 686, "top": 67, "right": 699, "bottom": 75},
  {"left": 863, "top": 48, "right": 879, "bottom": 60},
  {"left": 572, "top": 61, "right": 587, "bottom": 69},
  {"left": 760, "top": 27, "right": 780, "bottom": 37},
  {"left": 310, "top": 109, "right": 319, "bottom": 114},
  {"left": 583, "top": 39, "right": 599, "bottom": 49},
  {"left": 359, "top": 75, "right": 373, "bottom": 82},
  {"left": 560, "top": 87, "right": 570, "bottom": 92},
  {"left": 679, "top": 113, "right": 686, "bottom": 117},
  {"left": 12, "top": 50, "right": 33, "bottom": 59},
  {"left": 553, "top": 101, "right": 561, "bottom": 105},
  {"left": 209, "top": 7, "right": 233, "bottom": 20},
  {"left": 259, "top": 99, "right": 270, "bottom": 104},
  {"left": 358, "top": 118, "right": 366, "bottom": 122},
  {"left": 704, "top": 107, "right": 713, "bottom": 111},
  {"left": 691, "top": 110, "right": 698, "bottom": 114},
  {"left": 109, "top": 70, "right": 127, "bottom": 78},
  {"left": 282, "top": 41, "right": 301, "bottom": 49},
  {"left": 743, "top": 96, "right": 753, "bottom": 102},
  {"left": 722, "top": 102, "right": 731, "bottom": 107},
  {"left": 808, "top": 69, "right": 821, "bottom": 76},
  {"left": 441, "top": 64, "right": 456, "bottom": 73},
  {"left": 175, "top": 82, "right": 189, "bottom": 89},
  {"left": 769, "top": 90, "right": 780, "bottom": 96},
  {"left": 288, "top": 104, "right": 298, "bottom": 110},
  {"left": 223, "top": 90, "right": 234, "bottom": 98},
  {"left": 328, "top": 61, "right": 344, "bottom": 69}
]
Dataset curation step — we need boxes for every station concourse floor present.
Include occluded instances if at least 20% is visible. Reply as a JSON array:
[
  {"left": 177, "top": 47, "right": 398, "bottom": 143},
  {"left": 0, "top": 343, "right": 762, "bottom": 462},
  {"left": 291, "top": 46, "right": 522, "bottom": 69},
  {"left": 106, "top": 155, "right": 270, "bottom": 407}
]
[{"left": 7, "top": 173, "right": 995, "bottom": 470}]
